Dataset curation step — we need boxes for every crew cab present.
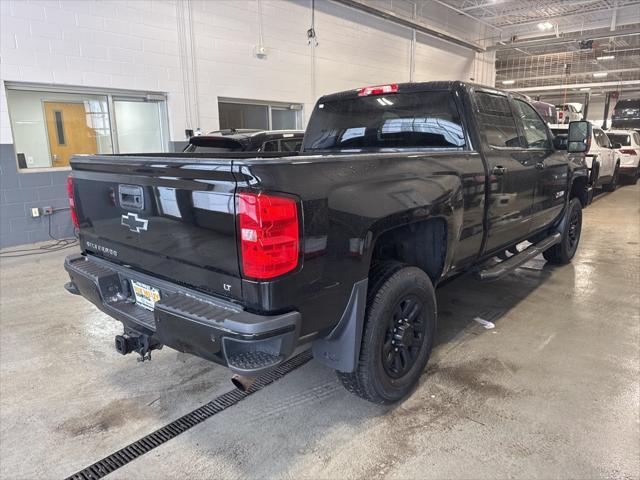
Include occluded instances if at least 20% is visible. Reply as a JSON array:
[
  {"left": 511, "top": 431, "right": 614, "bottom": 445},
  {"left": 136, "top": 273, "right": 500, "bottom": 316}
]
[
  {"left": 183, "top": 129, "right": 304, "bottom": 153},
  {"left": 64, "top": 82, "right": 590, "bottom": 404},
  {"left": 608, "top": 129, "right": 640, "bottom": 183}
]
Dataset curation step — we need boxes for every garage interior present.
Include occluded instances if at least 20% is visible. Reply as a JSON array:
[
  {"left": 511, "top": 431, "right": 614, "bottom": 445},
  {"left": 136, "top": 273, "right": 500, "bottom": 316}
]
[{"left": 0, "top": 1, "right": 639, "bottom": 479}]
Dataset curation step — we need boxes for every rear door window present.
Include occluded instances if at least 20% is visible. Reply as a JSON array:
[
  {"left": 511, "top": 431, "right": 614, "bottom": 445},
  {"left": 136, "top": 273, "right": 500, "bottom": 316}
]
[
  {"left": 475, "top": 92, "right": 522, "bottom": 148},
  {"left": 513, "top": 100, "right": 550, "bottom": 149}
]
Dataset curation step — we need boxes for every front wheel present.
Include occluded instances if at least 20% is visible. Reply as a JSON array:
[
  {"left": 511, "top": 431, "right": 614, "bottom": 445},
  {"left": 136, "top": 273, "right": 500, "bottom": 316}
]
[
  {"left": 543, "top": 197, "right": 582, "bottom": 265},
  {"left": 337, "top": 263, "right": 436, "bottom": 404}
]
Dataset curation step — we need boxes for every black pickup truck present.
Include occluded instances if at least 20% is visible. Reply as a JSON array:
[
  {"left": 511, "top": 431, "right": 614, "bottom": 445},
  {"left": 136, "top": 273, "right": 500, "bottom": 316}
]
[{"left": 64, "top": 81, "right": 592, "bottom": 404}]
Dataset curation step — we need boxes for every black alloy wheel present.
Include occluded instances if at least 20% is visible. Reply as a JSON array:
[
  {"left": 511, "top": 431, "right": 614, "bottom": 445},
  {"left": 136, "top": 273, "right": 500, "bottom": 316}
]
[{"left": 382, "top": 295, "right": 426, "bottom": 379}]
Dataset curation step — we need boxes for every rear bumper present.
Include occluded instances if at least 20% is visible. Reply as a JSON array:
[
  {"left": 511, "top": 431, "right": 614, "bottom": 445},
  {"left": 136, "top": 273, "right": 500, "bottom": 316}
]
[{"left": 64, "top": 254, "right": 301, "bottom": 374}]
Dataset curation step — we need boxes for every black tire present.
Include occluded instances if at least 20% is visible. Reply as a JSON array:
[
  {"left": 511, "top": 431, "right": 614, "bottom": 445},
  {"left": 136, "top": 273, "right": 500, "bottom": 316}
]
[
  {"left": 337, "top": 263, "right": 436, "bottom": 404},
  {"left": 543, "top": 197, "right": 582, "bottom": 265},
  {"left": 603, "top": 164, "right": 619, "bottom": 192}
]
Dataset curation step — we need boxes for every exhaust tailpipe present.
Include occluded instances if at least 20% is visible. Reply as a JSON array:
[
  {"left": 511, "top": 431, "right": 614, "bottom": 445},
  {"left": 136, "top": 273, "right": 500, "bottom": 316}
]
[{"left": 231, "top": 374, "right": 256, "bottom": 392}]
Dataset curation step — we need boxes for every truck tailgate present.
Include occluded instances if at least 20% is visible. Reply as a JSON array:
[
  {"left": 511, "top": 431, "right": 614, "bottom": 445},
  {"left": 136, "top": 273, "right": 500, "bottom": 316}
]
[{"left": 70, "top": 156, "right": 241, "bottom": 299}]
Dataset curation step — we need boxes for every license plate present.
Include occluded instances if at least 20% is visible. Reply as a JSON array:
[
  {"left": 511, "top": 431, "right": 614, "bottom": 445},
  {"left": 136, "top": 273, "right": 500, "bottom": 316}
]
[{"left": 131, "top": 280, "right": 161, "bottom": 311}]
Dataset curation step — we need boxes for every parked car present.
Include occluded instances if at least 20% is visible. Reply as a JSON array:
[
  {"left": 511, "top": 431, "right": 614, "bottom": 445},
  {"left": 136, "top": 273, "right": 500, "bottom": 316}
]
[
  {"left": 556, "top": 103, "right": 583, "bottom": 124},
  {"left": 183, "top": 129, "right": 304, "bottom": 153},
  {"left": 607, "top": 129, "right": 640, "bottom": 183},
  {"left": 64, "top": 81, "right": 590, "bottom": 404},
  {"left": 551, "top": 123, "right": 619, "bottom": 192},
  {"left": 532, "top": 100, "right": 558, "bottom": 125},
  {"left": 611, "top": 98, "right": 640, "bottom": 130}
]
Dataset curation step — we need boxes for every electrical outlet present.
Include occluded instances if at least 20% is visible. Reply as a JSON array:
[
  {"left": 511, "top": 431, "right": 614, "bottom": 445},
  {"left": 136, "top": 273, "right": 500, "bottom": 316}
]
[
  {"left": 31, "top": 207, "right": 40, "bottom": 218},
  {"left": 42, "top": 206, "right": 53, "bottom": 215}
]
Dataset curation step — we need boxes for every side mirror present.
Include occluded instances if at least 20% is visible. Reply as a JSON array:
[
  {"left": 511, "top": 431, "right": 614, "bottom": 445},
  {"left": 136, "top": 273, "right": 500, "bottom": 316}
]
[
  {"left": 567, "top": 121, "right": 592, "bottom": 153},
  {"left": 553, "top": 135, "right": 568, "bottom": 150},
  {"left": 612, "top": 142, "right": 622, "bottom": 149}
]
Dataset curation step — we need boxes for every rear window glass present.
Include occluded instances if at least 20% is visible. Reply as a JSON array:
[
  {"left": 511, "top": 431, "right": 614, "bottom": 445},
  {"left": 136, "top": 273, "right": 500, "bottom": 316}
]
[
  {"left": 476, "top": 93, "right": 521, "bottom": 148},
  {"left": 607, "top": 134, "right": 631, "bottom": 146},
  {"left": 302, "top": 91, "right": 465, "bottom": 152}
]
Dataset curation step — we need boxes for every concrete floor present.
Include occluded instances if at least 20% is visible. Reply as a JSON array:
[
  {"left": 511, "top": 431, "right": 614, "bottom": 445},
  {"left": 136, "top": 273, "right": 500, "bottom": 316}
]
[{"left": 1, "top": 184, "right": 639, "bottom": 480}]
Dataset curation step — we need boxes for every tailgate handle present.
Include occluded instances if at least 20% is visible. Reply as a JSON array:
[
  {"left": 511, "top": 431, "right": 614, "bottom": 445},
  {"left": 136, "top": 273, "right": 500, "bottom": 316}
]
[{"left": 119, "top": 185, "right": 144, "bottom": 210}]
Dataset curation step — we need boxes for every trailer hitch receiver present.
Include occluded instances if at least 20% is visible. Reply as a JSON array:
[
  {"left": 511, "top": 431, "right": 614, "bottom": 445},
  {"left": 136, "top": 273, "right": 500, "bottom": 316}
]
[{"left": 115, "top": 333, "right": 161, "bottom": 362}]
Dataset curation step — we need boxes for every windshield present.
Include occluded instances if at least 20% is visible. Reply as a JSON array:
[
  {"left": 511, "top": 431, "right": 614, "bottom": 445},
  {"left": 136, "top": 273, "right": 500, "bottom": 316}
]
[
  {"left": 303, "top": 91, "right": 465, "bottom": 152},
  {"left": 607, "top": 134, "right": 631, "bottom": 146}
]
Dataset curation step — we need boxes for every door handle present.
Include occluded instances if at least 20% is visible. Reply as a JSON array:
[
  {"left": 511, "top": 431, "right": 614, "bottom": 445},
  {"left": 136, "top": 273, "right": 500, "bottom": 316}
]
[
  {"left": 535, "top": 162, "right": 545, "bottom": 169},
  {"left": 492, "top": 165, "right": 507, "bottom": 175}
]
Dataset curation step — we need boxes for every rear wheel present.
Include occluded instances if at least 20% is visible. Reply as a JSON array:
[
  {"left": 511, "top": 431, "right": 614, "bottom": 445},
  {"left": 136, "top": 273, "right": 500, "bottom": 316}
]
[
  {"left": 337, "top": 263, "right": 436, "bottom": 404},
  {"left": 603, "top": 164, "right": 619, "bottom": 192},
  {"left": 543, "top": 197, "right": 582, "bottom": 265}
]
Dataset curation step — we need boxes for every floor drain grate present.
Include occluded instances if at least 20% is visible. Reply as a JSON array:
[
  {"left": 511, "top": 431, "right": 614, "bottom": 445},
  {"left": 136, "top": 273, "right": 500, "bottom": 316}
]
[{"left": 65, "top": 350, "right": 313, "bottom": 480}]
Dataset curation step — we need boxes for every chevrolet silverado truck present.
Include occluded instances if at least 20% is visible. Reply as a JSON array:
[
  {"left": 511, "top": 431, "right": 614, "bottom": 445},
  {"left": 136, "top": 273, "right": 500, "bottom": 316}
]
[{"left": 64, "top": 82, "right": 591, "bottom": 404}]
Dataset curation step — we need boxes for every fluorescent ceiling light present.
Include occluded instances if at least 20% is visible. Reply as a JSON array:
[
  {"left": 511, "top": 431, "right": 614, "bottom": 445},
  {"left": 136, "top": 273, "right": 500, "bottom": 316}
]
[
  {"left": 502, "top": 80, "right": 515, "bottom": 85},
  {"left": 593, "top": 72, "right": 608, "bottom": 77},
  {"left": 596, "top": 55, "right": 615, "bottom": 60},
  {"left": 537, "top": 22, "right": 553, "bottom": 30},
  {"left": 579, "top": 87, "right": 591, "bottom": 91}
]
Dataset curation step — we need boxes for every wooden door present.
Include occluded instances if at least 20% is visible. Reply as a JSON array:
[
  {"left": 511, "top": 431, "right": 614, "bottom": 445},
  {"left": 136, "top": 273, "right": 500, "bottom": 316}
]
[{"left": 44, "top": 102, "right": 98, "bottom": 167}]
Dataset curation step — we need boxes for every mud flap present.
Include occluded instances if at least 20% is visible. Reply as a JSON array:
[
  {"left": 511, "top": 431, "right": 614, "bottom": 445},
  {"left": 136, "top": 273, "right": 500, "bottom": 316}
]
[{"left": 312, "top": 279, "right": 368, "bottom": 372}]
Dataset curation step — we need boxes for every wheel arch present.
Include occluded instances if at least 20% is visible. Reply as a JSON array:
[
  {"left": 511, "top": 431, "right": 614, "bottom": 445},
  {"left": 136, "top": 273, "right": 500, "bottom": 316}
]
[{"left": 368, "top": 217, "right": 449, "bottom": 284}]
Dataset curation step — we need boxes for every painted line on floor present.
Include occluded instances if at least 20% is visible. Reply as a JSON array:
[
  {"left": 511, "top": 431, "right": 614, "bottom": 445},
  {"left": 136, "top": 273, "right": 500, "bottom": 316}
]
[{"left": 64, "top": 350, "right": 313, "bottom": 480}]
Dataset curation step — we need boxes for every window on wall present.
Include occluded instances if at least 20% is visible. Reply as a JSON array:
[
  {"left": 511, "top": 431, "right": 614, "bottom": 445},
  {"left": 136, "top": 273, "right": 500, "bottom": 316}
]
[
  {"left": 5, "top": 84, "right": 168, "bottom": 170},
  {"left": 218, "top": 99, "right": 302, "bottom": 131}
]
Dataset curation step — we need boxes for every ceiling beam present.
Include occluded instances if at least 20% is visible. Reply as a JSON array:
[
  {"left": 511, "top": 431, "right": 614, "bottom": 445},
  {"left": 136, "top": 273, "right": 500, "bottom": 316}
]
[
  {"left": 431, "top": 0, "right": 503, "bottom": 32},
  {"left": 329, "top": 0, "right": 485, "bottom": 52},
  {"left": 488, "top": 26, "right": 640, "bottom": 51},
  {"left": 497, "top": 67, "right": 640, "bottom": 83},
  {"left": 491, "top": 2, "right": 616, "bottom": 29},
  {"left": 509, "top": 80, "right": 640, "bottom": 92}
]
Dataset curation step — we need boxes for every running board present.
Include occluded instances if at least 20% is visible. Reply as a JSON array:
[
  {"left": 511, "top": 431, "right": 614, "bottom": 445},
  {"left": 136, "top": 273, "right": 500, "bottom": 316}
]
[{"left": 475, "top": 232, "right": 562, "bottom": 281}]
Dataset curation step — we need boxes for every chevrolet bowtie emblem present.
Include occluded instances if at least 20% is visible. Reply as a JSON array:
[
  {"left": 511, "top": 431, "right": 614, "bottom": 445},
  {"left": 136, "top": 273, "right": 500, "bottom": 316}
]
[{"left": 121, "top": 212, "right": 149, "bottom": 233}]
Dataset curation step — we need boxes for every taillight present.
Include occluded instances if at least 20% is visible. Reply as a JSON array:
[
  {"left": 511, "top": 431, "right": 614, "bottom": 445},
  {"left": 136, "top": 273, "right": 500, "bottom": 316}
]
[
  {"left": 620, "top": 149, "right": 637, "bottom": 155},
  {"left": 357, "top": 84, "right": 398, "bottom": 96},
  {"left": 237, "top": 192, "right": 300, "bottom": 280},
  {"left": 67, "top": 176, "right": 79, "bottom": 228}
]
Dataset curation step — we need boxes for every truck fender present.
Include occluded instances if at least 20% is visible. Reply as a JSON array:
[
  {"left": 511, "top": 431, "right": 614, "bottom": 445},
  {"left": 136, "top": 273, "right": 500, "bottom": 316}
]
[{"left": 311, "top": 278, "right": 368, "bottom": 372}]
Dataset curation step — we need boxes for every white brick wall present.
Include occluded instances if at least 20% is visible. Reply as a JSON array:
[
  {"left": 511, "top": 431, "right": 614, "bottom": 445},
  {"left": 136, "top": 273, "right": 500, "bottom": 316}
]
[{"left": 0, "top": 0, "right": 495, "bottom": 144}]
